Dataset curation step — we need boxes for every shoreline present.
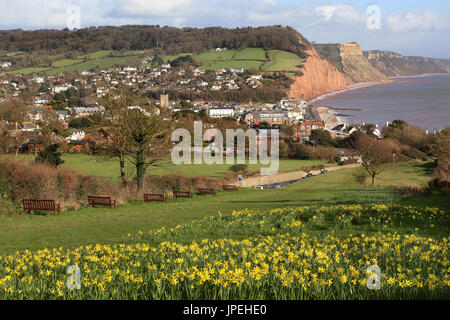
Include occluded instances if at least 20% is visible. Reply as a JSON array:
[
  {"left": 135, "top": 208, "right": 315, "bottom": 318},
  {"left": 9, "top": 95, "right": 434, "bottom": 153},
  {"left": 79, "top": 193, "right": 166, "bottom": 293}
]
[
  {"left": 389, "top": 72, "right": 450, "bottom": 79},
  {"left": 308, "top": 81, "right": 388, "bottom": 105}
]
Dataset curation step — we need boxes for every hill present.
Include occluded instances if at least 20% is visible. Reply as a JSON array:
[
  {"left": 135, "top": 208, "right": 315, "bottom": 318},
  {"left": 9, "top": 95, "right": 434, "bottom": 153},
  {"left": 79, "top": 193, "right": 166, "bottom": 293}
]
[
  {"left": 363, "top": 50, "right": 450, "bottom": 77},
  {"left": 0, "top": 25, "right": 310, "bottom": 60}
]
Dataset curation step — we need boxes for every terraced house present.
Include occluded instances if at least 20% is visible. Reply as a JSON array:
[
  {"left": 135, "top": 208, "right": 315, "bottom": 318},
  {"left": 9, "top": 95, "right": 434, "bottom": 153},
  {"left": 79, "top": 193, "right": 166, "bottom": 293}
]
[{"left": 244, "top": 110, "right": 289, "bottom": 127}]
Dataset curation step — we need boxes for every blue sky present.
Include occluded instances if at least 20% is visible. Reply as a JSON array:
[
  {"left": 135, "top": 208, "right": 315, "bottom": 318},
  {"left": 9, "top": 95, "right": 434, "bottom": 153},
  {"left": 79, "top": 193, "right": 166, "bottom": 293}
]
[{"left": 0, "top": 0, "right": 449, "bottom": 58}]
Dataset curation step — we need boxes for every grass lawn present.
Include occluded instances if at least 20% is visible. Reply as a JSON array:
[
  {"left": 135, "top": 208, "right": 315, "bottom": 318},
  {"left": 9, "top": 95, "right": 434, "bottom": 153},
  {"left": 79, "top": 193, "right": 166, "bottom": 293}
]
[
  {"left": 233, "top": 48, "right": 267, "bottom": 61},
  {"left": 263, "top": 50, "right": 303, "bottom": 72},
  {"left": 2, "top": 154, "right": 332, "bottom": 181},
  {"left": 0, "top": 161, "right": 446, "bottom": 254}
]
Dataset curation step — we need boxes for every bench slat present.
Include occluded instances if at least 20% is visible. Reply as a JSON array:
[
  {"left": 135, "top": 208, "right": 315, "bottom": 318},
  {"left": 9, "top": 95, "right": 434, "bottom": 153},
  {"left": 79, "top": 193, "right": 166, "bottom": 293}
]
[
  {"left": 144, "top": 194, "right": 167, "bottom": 203},
  {"left": 88, "top": 196, "right": 116, "bottom": 208},
  {"left": 22, "top": 199, "right": 60, "bottom": 215}
]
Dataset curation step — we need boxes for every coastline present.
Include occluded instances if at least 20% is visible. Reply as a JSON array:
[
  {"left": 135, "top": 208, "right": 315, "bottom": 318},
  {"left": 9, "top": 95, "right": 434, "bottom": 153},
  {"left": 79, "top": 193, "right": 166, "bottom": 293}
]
[
  {"left": 389, "top": 72, "right": 450, "bottom": 79},
  {"left": 308, "top": 80, "right": 388, "bottom": 105},
  {"left": 315, "top": 106, "right": 342, "bottom": 129}
]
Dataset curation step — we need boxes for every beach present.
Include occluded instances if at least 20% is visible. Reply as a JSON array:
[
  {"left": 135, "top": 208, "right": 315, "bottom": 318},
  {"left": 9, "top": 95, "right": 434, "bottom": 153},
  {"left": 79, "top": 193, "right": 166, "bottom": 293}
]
[{"left": 315, "top": 106, "right": 341, "bottom": 129}]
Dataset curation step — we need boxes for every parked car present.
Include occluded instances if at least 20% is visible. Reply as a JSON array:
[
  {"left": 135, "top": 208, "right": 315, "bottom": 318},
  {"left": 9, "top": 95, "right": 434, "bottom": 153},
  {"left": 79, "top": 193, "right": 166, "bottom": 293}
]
[
  {"left": 273, "top": 183, "right": 281, "bottom": 189},
  {"left": 255, "top": 186, "right": 264, "bottom": 190}
]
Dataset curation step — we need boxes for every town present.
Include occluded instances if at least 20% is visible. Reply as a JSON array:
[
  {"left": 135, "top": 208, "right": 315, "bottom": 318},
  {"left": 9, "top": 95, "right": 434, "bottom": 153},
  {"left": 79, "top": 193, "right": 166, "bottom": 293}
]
[{"left": 0, "top": 53, "right": 389, "bottom": 157}]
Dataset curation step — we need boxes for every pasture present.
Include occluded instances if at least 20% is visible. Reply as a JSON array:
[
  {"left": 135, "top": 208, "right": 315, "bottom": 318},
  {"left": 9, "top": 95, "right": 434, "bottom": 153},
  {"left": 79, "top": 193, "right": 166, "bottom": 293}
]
[{"left": 263, "top": 50, "right": 303, "bottom": 72}]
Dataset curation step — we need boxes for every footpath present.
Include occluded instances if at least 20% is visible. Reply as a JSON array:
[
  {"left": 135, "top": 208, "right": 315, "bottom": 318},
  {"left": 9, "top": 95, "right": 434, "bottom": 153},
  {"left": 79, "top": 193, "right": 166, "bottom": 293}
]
[{"left": 240, "top": 163, "right": 361, "bottom": 188}]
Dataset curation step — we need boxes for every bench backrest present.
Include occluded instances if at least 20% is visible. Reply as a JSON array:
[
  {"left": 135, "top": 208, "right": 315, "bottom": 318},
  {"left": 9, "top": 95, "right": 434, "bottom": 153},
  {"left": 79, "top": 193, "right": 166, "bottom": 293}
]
[
  {"left": 88, "top": 196, "right": 112, "bottom": 205},
  {"left": 173, "top": 191, "right": 191, "bottom": 198},
  {"left": 23, "top": 199, "right": 56, "bottom": 210},
  {"left": 223, "top": 185, "right": 238, "bottom": 191},
  {"left": 198, "top": 188, "right": 216, "bottom": 194},
  {"left": 144, "top": 194, "right": 167, "bottom": 202}
]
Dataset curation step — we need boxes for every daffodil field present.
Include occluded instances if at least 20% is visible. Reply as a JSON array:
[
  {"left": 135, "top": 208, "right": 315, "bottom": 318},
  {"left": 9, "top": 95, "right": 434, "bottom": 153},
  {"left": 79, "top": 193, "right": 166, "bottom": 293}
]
[{"left": 0, "top": 205, "right": 449, "bottom": 299}]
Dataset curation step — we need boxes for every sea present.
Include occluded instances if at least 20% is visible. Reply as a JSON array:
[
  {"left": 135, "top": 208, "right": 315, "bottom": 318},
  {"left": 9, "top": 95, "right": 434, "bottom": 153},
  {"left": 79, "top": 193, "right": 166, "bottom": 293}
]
[{"left": 310, "top": 73, "right": 450, "bottom": 131}]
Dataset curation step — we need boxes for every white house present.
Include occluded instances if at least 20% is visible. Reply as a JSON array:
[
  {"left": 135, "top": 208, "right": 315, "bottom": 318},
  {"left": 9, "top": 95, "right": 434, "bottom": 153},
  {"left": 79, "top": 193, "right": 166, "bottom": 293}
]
[
  {"left": 51, "top": 84, "right": 73, "bottom": 94},
  {"left": 208, "top": 107, "right": 235, "bottom": 119},
  {"left": 68, "top": 129, "right": 86, "bottom": 142}
]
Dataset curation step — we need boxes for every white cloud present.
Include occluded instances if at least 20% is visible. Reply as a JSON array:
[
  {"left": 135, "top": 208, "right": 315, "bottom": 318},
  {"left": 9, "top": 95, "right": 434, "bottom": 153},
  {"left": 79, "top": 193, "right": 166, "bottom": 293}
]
[
  {"left": 387, "top": 11, "right": 450, "bottom": 33},
  {"left": 315, "top": 4, "right": 366, "bottom": 24}
]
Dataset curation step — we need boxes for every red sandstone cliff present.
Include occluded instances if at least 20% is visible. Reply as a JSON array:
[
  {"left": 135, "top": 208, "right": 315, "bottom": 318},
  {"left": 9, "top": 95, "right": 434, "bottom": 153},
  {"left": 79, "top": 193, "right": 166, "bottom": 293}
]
[{"left": 289, "top": 47, "right": 351, "bottom": 101}]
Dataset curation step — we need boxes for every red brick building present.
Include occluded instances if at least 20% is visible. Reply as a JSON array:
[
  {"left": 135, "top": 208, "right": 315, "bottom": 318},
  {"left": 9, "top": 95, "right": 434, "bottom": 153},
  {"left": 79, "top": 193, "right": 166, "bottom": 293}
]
[{"left": 291, "top": 120, "right": 325, "bottom": 141}]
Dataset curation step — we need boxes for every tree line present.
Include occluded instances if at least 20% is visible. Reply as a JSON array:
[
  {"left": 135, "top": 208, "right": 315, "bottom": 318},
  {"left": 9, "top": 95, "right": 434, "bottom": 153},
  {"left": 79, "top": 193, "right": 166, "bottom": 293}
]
[{"left": 0, "top": 26, "right": 311, "bottom": 59}]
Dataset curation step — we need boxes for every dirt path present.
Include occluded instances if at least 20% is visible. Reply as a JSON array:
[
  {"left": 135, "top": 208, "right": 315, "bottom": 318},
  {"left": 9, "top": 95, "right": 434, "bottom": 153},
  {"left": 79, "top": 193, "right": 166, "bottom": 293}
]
[{"left": 240, "top": 163, "right": 361, "bottom": 188}]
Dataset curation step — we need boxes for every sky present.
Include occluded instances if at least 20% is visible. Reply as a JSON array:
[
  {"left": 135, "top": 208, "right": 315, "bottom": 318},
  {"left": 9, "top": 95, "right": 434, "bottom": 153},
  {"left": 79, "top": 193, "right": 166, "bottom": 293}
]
[{"left": 0, "top": 0, "right": 449, "bottom": 58}]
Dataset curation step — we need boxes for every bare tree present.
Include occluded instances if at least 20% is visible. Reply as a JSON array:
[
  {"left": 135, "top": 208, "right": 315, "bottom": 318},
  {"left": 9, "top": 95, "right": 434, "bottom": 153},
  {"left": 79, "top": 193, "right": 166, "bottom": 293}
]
[
  {"left": 101, "top": 87, "right": 174, "bottom": 192},
  {"left": 356, "top": 135, "right": 394, "bottom": 186}
]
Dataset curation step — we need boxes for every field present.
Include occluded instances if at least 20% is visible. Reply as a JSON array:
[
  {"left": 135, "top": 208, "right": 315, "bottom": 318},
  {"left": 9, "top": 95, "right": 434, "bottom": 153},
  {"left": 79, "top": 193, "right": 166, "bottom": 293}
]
[
  {"left": 233, "top": 48, "right": 267, "bottom": 61},
  {"left": 7, "top": 50, "right": 143, "bottom": 75},
  {"left": 0, "top": 158, "right": 448, "bottom": 299},
  {"left": 52, "top": 59, "right": 80, "bottom": 68},
  {"left": 263, "top": 50, "right": 303, "bottom": 72},
  {"left": 47, "top": 56, "right": 141, "bottom": 74},
  {"left": 189, "top": 48, "right": 302, "bottom": 72},
  {"left": 3, "top": 154, "right": 333, "bottom": 181},
  {"left": 0, "top": 161, "right": 447, "bottom": 255},
  {"left": 5, "top": 47, "right": 304, "bottom": 75}
]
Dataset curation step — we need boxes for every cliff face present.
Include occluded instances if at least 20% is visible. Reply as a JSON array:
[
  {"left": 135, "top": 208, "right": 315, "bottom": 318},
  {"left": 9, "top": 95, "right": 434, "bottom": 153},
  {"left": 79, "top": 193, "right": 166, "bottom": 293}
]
[
  {"left": 289, "top": 47, "right": 350, "bottom": 101},
  {"left": 314, "top": 42, "right": 390, "bottom": 84},
  {"left": 338, "top": 43, "right": 390, "bottom": 83},
  {"left": 364, "top": 50, "right": 450, "bottom": 77}
]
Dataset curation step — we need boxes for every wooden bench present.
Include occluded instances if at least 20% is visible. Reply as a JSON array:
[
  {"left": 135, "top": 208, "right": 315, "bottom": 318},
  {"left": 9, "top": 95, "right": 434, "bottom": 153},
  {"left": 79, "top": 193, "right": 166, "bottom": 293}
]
[
  {"left": 22, "top": 199, "right": 61, "bottom": 216},
  {"left": 223, "top": 185, "right": 239, "bottom": 191},
  {"left": 173, "top": 191, "right": 193, "bottom": 200},
  {"left": 144, "top": 193, "right": 167, "bottom": 203},
  {"left": 197, "top": 188, "right": 216, "bottom": 197},
  {"left": 88, "top": 196, "right": 116, "bottom": 209}
]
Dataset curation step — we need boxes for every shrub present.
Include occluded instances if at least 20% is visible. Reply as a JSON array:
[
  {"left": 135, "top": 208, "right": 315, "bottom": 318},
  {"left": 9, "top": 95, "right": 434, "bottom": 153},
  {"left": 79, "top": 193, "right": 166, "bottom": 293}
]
[
  {"left": 0, "top": 159, "right": 123, "bottom": 210},
  {"left": 36, "top": 144, "right": 64, "bottom": 167}
]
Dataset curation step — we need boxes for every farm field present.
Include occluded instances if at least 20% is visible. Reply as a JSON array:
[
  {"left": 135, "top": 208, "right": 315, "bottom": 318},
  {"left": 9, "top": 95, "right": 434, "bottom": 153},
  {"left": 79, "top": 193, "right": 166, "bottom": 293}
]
[
  {"left": 5, "top": 47, "right": 305, "bottom": 75},
  {"left": 6, "top": 50, "right": 144, "bottom": 75},
  {"left": 263, "top": 50, "right": 303, "bottom": 72},
  {"left": 233, "top": 48, "right": 267, "bottom": 61},
  {"left": 47, "top": 55, "right": 141, "bottom": 74},
  {"left": 182, "top": 48, "right": 303, "bottom": 72},
  {"left": 52, "top": 59, "right": 80, "bottom": 68}
]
